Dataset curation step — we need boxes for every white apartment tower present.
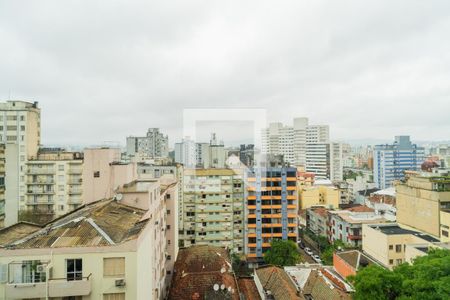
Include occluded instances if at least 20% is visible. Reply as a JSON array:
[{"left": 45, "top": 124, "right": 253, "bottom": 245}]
[
  {"left": 126, "top": 128, "right": 169, "bottom": 159},
  {"left": 0, "top": 100, "right": 40, "bottom": 227},
  {"left": 262, "top": 117, "right": 343, "bottom": 181}
]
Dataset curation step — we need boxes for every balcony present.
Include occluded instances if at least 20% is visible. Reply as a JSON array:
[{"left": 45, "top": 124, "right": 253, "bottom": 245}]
[
  {"left": 68, "top": 188, "right": 82, "bottom": 195},
  {"left": 6, "top": 274, "right": 92, "bottom": 299},
  {"left": 28, "top": 169, "right": 55, "bottom": 175},
  {"left": 67, "top": 169, "right": 83, "bottom": 175},
  {"left": 26, "top": 190, "right": 55, "bottom": 195},
  {"left": 348, "top": 234, "right": 362, "bottom": 240}
]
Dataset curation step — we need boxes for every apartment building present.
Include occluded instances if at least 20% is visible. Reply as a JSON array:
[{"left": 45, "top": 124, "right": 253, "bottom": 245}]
[
  {"left": 24, "top": 148, "right": 83, "bottom": 222},
  {"left": 0, "top": 100, "right": 40, "bottom": 227},
  {"left": 126, "top": 128, "right": 169, "bottom": 160},
  {"left": 180, "top": 168, "right": 245, "bottom": 253},
  {"left": 116, "top": 178, "right": 179, "bottom": 293},
  {"left": 306, "top": 206, "right": 329, "bottom": 236},
  {"left": 328, "top": 206, "right": 388, "bottom": 247},
  {"left": 174, "top": 133, "right": 226, "bottom": 168},
  {"left": 440, "top": 209, "right": 450, "bottom": 242},
  {"left": 362, "top": 223, "right": 440, "bottom": 270},
  {"left": 0, "top": 144, "right": 5, "bottom": 227},
  {"left": 245, "top": 167, "right": 298, "bottom": 262},
  {"left": 299, "top": 180, "right": 340, "bottom": 210},
  {"left": 373, "top": 136, "right": 425, "bottom": 188},
  {"left": 0, "top": 201, "right": 159, "bottom": 299},
  {"left": 82, "top": 147, "right": 137, "bottom": 204},
  {"left": 137, "top": 162, "right": 180, "bottom": 179},
  {"left": 396, "top": 169, "right": 450, "bottom": 238}
]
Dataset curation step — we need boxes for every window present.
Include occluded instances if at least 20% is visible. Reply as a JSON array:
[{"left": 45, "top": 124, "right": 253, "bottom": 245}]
[
  {"left": 389, "top": 245, "right": 393, "bottom": 250},
  {"left": 395, "top": 245, "right": 402, "bottom": 253},
  {"left": 166, "top": 225, "right": 171, "bottom": 230},
  {"left": 442, "top": 230, "right": 449, "bottom": 237},
  {"left": 167, "top": 209, "right": 170, "bottom": 215},
  {"left": 396, "top": 259, "right": 402, "bottom": 265},
  {"left": 167, "top": 255, "right": 171, "bottom": 260},
  {"left": 166, "top": 270, "right": 172, "bottom": 275},
  {"left": 7, "top": 115, "right": 17, "bottom": 121},
  {"left": 103, "top": 257, "right": 125, "bottom": 277},
  {"left": 7, "top": 126, "right": 17, "bottom": 131},
  {"left": 7, "top": 135, "right": 17, "bottom": 141},
  {"left": 94, "top": 171, "right": 100, "bottom": 178},
  {"left": 20, "top": 116, "right": 25, "bottom": 121},
  {"left": 59, "top": 205, "right": 64, "bottom": 211},
  {"left": 103, "top": 293, "right": 125, "bottom": 300},
  {"left": 389, "top": 259, "right": 393, "bottom": 265},
  {"left": 66, "top": 259, "right": 82, "bottom": 281},
  {"left": 59, "top": 165, "right": 65, "bottom": 171},
  {"left": 20, "top": 125, "right": 25, "bottom": 131}
]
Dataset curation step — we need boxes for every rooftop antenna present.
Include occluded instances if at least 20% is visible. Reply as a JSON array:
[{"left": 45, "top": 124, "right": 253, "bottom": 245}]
[{"left": 213, "top": 284, "right": 219, "bottom": 291}]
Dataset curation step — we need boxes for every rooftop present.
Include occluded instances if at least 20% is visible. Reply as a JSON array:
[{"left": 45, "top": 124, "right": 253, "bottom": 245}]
[
  {"left": 168, "top": 245, "right": 239, "bottom": 300},
  {"left": 303, "top": 269, "right": 351, "bottom": 300},
  {"left": 0, "top": 222, "right": 41, "bottom": 247},
  {"left": 308, "top": 207, "right": 329, "bottom": 217},
  {"left": 238, "top": 277, "right": 261, "bottom": 300},
  {"left": 335, "top": 250, "right": 375, "bottom": 270},
  {"left": 184, "top": 168, "right": 240, "bottom": 176},
  {"left": 3, "top": 199, "right": 149, "bottom": 249},
  {"left": 369, "top": 224, "right": 440, "bottom": 242},
  {"left": 255, "top": 266, "right": 302, "bottom": 300}
]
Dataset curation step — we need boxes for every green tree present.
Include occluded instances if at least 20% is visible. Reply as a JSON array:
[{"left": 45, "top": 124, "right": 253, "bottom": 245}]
[
  {"left": 349, "top": 249, "right": 450, "bottom": 300},
  {"left": 320, "top": 240, "right": 348, "bottom": 265},
  {"left": 264, "top": 240, "right": 301, "bottom": 266}
]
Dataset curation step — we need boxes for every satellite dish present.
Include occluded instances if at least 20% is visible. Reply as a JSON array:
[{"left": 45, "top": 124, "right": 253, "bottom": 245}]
[
  {"left": 115, "top": 193, "right": 123, "bottom": 201},
  {"left": 220, "top": 267, "right": 226, "bottom": 273},
  {"left": 228, "top": 287, "right": 232, "bottom": 292},
  {"left": 221, "top": 284, "right": 225, "bottom": 290},
  {"left": 213, "top": 284, "right": 219, "bottom": 291}
]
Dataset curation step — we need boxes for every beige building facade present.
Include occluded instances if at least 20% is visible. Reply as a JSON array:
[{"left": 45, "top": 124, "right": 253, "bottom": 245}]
[
  {"left": 0, "top": 100, "right": 41, "bottom": 227},
  {"left": 24, "top": 149, "right": 83, "bottom": 222},
  {"left": 180, "top": 168, "right": 245, "bottom": 253},
  {"left": 396, "top": 170, "right": 450, "bottom": 238},
  {"left": 299, "top": 183, "right": 340, "bottom": 210},
  {"left": 0, "top": 177, "right": 178, "bottom": 300},
  {"left": 362, "top": 223, "right": 440, "bottom": 270}
]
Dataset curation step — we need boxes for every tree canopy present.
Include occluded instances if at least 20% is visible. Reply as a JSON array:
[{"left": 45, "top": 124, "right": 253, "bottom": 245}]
[
  {"left": 349, "top": 249, "right": 450, "bottom": 300},
  {"left": 264, "top": 239, "right": 301, "bottom": 266}
]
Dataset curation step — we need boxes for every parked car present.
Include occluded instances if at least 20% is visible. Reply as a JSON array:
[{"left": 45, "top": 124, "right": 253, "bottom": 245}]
[
  {"left": 313, "top": 255, "right": 322, "bottom": 264},
  {"left": 304, "top": 247, "right": 313, "bottom": 256},
  {"left": 297, "top": 241, "right": 305, "bottom": 249}
]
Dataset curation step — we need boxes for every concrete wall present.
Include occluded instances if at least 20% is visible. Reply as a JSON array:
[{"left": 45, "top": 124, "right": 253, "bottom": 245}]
[
  {"left": 300, "top": 185, "right": 339, "bottom": 210},
  {"left": 396, "top": 184, "right": 448, "bottom": 238}
]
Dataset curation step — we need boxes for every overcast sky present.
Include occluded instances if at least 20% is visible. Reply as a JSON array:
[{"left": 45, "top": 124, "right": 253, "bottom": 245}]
[{"left": 1, "top": 1, "right": 449, "bottom": 147}]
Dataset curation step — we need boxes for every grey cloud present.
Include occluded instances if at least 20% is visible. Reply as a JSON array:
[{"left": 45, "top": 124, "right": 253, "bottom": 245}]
[{"left": 0, "top": 0, "right": 449, "bottom": 146}]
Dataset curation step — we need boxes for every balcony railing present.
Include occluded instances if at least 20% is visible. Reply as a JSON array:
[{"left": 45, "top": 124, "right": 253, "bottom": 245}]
[
  {"left": 6, "top": 274, "right": 92, "bottom": 299},
  {"left": 27, "top": 169, "right": 56, "bottom": 174}
]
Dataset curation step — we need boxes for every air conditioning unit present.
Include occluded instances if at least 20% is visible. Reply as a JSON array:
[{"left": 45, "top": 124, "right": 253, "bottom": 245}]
[
  {"left": 36, "top": 265, "right": 45, "bottom": 273},
  {"left": 115, "top": 279, "right": 126, "bottom": 287}
]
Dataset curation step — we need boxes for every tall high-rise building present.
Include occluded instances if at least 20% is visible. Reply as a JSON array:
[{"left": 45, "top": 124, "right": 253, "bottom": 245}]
[
  {"left": 245, "top": 167, "right": 298, "bottom": 263},
  {"left": 261, "top": 118, "right": 341, "bottom": 180},
  {"left": 373, "top": 136, "right": 425, "bottom": 188},
  {"left": 174, "top": 137, "right": 196, "bottom": 167},
  {"left": 24, "top": 148, "right": 83, "bottom": 223},
  {"left": 180, "top": 168, "right": 244, "bottom": 253},
  {"left": 0, "top": 100, "right": 41, "bottom": 227},
  {"left": 174, "top": 133, "right": 225, "bottom": 168},
  {"left": 126, "top": 128, "right": 169, "bottom": 159}
]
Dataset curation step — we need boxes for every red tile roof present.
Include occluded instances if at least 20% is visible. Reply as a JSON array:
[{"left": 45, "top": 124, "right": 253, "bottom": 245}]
[{"left": 168, "top": 245, "right": 239, "bottom": 300}]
